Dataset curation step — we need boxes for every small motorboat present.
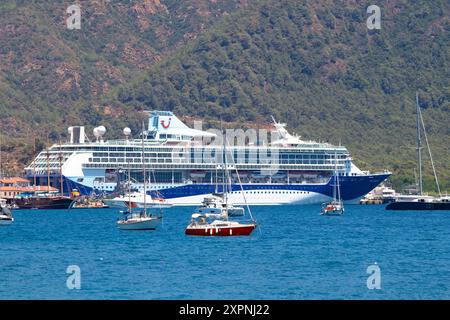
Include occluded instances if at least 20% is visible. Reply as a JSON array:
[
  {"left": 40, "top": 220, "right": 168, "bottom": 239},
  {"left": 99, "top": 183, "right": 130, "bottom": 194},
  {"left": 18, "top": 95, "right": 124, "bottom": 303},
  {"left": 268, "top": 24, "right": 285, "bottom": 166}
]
[
  {"left": 71, "top": 197, "right": 109, "bottom": 209},
  {"left": 185, "top": 213, "right": 256, "bottom": 236},
  {"left": 197, "top": 194, "right": 244, "bottom": 217}
]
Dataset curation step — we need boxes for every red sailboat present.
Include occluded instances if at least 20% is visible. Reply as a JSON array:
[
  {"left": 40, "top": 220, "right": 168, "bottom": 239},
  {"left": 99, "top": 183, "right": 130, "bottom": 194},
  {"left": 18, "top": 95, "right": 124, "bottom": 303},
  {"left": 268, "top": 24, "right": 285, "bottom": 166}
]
[{"left": 185, "top": 213, "right": 256, "bottom": 236}]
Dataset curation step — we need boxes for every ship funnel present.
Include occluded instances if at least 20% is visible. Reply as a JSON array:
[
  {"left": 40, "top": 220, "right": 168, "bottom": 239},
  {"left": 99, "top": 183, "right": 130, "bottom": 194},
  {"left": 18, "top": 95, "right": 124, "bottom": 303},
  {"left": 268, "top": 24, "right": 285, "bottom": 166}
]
[{"left": 68, "top": 126, "right": 85, "bottom": 144}]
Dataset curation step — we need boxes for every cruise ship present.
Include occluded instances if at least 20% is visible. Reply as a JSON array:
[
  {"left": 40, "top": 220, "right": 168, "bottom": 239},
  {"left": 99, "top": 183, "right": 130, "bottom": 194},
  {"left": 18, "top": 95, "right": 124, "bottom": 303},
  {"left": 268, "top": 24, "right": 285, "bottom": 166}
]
[{"left": 24, "top": 111, "right": 390, "bottom": 206}]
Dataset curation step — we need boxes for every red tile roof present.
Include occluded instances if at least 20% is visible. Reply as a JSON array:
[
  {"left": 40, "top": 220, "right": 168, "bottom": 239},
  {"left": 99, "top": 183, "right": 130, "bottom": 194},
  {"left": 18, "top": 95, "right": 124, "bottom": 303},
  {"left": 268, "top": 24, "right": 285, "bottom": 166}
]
[{"left": 0, "top": 177, "right": 30, "bottom": 184}]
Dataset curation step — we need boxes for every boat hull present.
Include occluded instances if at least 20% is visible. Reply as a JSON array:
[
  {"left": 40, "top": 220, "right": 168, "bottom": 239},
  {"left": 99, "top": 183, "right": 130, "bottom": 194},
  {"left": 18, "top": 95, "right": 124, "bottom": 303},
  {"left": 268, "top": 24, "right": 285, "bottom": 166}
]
[
  {"left": 56, "top": 173, "right": 390, "bottom": 206},
  {"left": 117, "top": 217, "right": 160, "bottom": 230},
  {"left": 0, "top": 216, "right": 14, "bottom": 225},
  {"left": 386, "top": 202, "right": 450, "bottom": 211},
  {"left": 185, "top": 224, "right": 256, "bottom": 236},
  {"left": 103, "top": 199, "right": 172, "bottom": 209},
  {"left": 14, "top": 197, "right": 74, "bottom": 210}
]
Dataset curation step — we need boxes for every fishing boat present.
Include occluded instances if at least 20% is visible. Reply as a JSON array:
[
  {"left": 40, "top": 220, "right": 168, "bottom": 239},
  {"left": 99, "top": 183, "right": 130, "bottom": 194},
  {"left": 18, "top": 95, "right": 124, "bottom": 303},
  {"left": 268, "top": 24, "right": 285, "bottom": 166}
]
[
  {"left": 117, "top": 123, "right": 163, "bottom": 230},
  {"left": 185, "top": 133, "right": 256, "bottom": 236},
  {"left": 321, "top": 152, "right": 344, "bottom": 216},
  {"left": 0, "top": 199, "right": 14, "bottom": 225},
  {"left": 386, "top": 93, "right": 450, "bottom": 211}
]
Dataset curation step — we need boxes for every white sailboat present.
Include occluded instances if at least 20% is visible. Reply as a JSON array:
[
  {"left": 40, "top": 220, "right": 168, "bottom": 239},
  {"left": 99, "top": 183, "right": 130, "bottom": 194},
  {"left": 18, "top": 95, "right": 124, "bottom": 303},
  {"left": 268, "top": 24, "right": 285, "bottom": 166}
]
[
  {"left": 0, "top": 199, "right": 14, "bottom": 226},
  {"left": 321, "top": 151, "right": 344, "bottom": 216},
  {"left": 386, "top": 92, "right": 450, "bottom": 210},
  {"left": 117, "top": 123, "right": 163, "bottom": 230}
]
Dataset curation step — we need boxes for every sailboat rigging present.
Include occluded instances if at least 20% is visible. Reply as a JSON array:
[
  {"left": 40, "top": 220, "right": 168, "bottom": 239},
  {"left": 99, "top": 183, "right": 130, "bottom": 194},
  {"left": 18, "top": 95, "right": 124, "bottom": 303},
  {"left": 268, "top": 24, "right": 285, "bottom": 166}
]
[
  {"left": 320, "top": 151, "right": 344, "bottom": 216},
  {"left": 185, "top": 132, "right": 257, "bottom": 236},
  {"left": 117, "top": 123, "right": 164, "bottom": 230},
  {"left": 386, "top": 92, "right": 450, "bottom": 210}
]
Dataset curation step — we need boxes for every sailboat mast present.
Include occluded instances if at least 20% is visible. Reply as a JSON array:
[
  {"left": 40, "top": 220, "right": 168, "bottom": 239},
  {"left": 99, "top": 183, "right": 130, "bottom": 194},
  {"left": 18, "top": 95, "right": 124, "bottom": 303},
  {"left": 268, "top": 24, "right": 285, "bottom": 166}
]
[
  {"left": 214, "top": 165, "right": 218, "bottom": 194},
  {"left": 59, "top": 141, "right": 63, "bottom": 196},
  {"left": 223, "top": 132, "right": 228, "bottom": 206},
  {"left": 46, "top": 148, "right": 50, "bottom": 193},
  {"left": 33, "top": 139, "right": 37, "bottom": 188},
  {"left": 128, "top": 161, "right": 132, "bottom": 212},
  {"left": 142, "top": 121, "right": 147, "bottom": 216},
  {"left": 333, "top": 151, "right": 337, "bottom": 201},
  {"left": 416, "top": 92, "right": 423, "bottom": 195}
]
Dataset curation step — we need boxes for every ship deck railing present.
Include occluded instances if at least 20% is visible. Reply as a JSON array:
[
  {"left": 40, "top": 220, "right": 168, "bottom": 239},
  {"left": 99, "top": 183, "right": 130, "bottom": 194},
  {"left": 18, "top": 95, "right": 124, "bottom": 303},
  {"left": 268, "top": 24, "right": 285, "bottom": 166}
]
[{"left": 81, "top": 163, "right": 345, "bottom": 171}]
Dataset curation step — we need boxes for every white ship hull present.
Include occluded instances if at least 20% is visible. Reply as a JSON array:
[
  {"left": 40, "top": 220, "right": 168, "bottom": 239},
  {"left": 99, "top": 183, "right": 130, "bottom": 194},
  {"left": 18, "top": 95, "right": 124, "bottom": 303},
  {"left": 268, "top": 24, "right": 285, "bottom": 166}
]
[{"left": 164, "top": 190, "right": 331, "bottom": 206}]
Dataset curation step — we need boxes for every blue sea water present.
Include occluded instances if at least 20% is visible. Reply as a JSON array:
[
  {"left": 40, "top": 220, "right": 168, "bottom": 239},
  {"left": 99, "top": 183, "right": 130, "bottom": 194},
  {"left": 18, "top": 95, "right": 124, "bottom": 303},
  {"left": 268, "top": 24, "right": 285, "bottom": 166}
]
[{"left": 1, "top": 205, "right": 449, "bottom": 300}]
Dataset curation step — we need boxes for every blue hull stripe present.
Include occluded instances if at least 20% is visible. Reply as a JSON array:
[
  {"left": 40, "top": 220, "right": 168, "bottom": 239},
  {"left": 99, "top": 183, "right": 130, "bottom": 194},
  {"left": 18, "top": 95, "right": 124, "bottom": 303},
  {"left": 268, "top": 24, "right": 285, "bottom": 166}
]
[
  {"left": 30, "top": 173, "right": 390, "bottom": 201},
  {"left": 151, "top": 174, "right": 390, "bottom": 200}
]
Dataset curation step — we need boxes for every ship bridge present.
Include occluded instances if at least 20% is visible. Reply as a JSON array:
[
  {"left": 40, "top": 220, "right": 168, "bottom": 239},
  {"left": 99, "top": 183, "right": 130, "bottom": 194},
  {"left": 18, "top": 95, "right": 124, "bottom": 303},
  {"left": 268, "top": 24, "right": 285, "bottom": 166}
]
[{"left": 147, "top": 111, "right": 216, "bottom": 141}]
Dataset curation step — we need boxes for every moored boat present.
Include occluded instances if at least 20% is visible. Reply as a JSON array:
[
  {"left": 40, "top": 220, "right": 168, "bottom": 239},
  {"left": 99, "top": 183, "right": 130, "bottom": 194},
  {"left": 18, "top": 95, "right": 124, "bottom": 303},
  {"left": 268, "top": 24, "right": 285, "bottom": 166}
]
[
  {"left": 117, "top": 211, "right": 161, "bottom": 230},
  {"left": 0, "top": 200, "right": 14, "bottom": 225},
  {"left": 104, "top": 191, "right": 172, "bottom": 209},
  {"left": 386, "top": 93, "right": 449, "bottom": 211},
  {"left": 196, "top": 194, "right": 244, "bottom": 217},
  {"left": 185, "top": 133, "right": 257, "bottom": 236},
  {"left": 14, "top": 194, "right": 74, "bottom": 210},
  {"left": 185, "top": 214, "right": 256, "bottom": 236},
  {"left": 71, "top": 197, "right": 109, "bottom": 209},
  {"left": 321, "top": 151, "right": 344, "bottom": 216},
  {"left": 117, "top": 122, "right": 164, "bottom": 230},
  {"left": 386, "top": 196, "right": 450, "bottom": 210},
  {"left": 320, "top": 200, "right": 344, "bottom": 216}
]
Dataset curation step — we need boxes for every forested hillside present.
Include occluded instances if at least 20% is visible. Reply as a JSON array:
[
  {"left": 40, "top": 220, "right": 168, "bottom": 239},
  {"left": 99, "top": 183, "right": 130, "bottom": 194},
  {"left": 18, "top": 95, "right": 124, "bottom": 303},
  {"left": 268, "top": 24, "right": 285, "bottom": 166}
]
[
  {"left": 0, "top": 0, "right": 247, "bottom": 170},
  {"left": 0, "top": 0, "right": 448, "bottom": 191},
  {"left": 106, "top": 0, "right": 450, "bottom": 191}
]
